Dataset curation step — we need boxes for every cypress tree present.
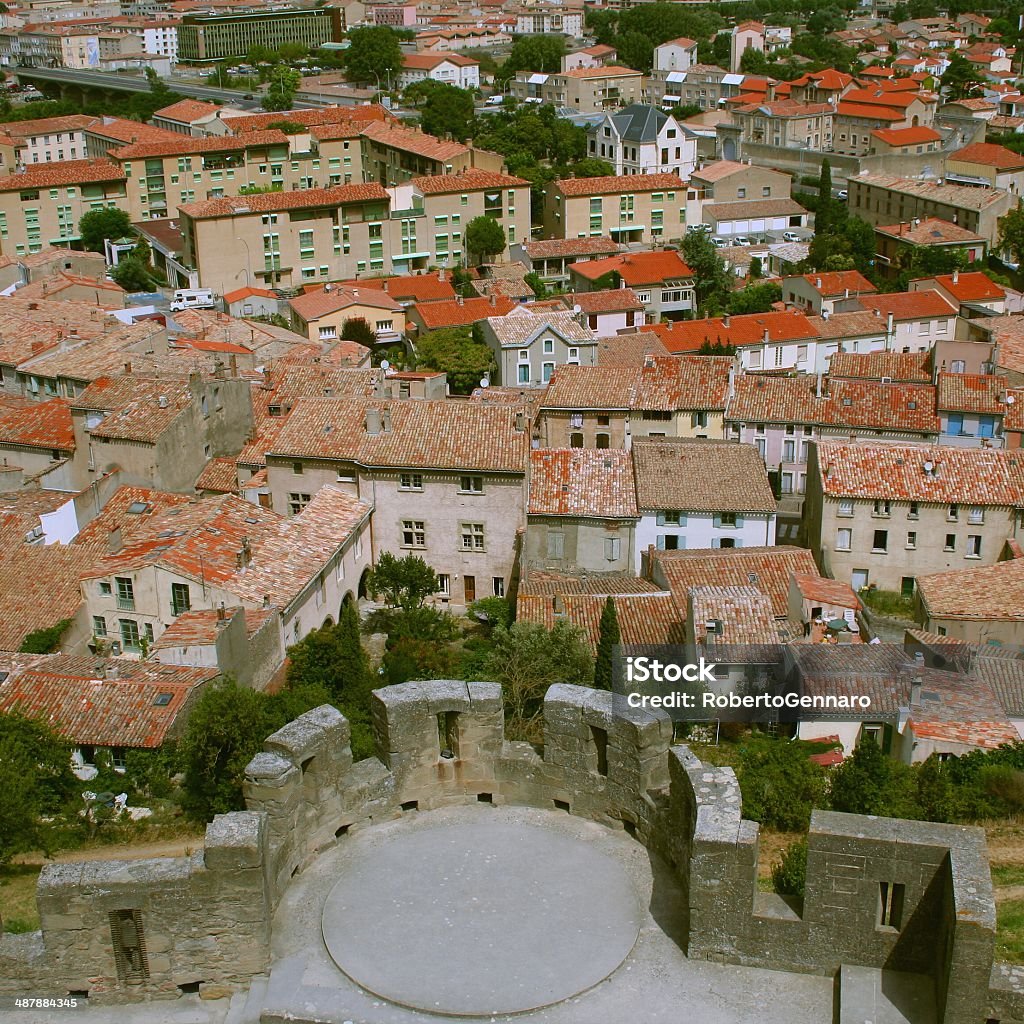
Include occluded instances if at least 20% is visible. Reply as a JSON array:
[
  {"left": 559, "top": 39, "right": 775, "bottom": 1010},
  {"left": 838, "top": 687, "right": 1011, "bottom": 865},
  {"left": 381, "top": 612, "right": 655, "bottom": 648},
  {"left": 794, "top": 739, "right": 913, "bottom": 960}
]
[
  {"left": 816, "top": 159, "right": 834, "bottom": 235},
  {"left": 594, "top": 596, "right": 621, "bottom": 691}
]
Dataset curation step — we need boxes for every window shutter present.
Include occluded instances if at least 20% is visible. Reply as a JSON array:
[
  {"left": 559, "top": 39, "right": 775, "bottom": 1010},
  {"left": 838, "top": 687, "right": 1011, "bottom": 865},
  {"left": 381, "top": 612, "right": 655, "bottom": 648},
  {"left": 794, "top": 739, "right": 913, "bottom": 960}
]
[
  {"left": 711, "top": 538, "right": 720, "bottom": 549},
  {"left": 735, "top": 514, "right": 744, "bottom": 528},
  {"left": 656, "top": 536, "right": 666, "bottom": 550},
  {"left": 656, "top": 511, "right": 665, "bottom": 526},
  {"left": 713, "top": 514, "right": 721, "bottom": 528},
  {"left": 679, "top": 513, "right": 687, "bottom": 526}
]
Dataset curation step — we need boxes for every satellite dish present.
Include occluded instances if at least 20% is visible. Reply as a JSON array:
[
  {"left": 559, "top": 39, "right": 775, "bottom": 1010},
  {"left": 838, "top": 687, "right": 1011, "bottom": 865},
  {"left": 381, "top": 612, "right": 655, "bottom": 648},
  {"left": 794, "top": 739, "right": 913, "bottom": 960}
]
[
  {"left": 923, "top": 460, "right": 934, "bottom": 472},
  {"left": 480, "top": 377, "right": 490, "bottom": 388},
  {"left": 572, "top": 304, "right": 583, "bottom": 315},
  {"left": 1008, "top": 395, "right": 1016, "bottom": 405},
  {"left": 380, "top": 359, "right": 390, "bottom": 370}
]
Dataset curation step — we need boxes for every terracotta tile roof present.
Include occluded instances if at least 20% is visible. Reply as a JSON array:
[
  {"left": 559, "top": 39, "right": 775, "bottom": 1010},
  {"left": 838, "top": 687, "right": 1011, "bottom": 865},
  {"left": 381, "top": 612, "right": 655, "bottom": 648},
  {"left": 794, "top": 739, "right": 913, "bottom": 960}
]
[
  {"left": 876, "top": 217, "right": 987, "bottom": 246},
  {"left": 815, "top": 440, "right": 1024, "bottom": 505},
  {"left": 707, "top": 197, "right": 807, "bottom": 221},
  {"left": 403, "top": 52, "right": 479, "bottom": 69},
  {"left": 690, "top": 585, "right": 779, "bottom": 645},
  {"left": 0, "top": 538, "right": 89, "bottom": 650},
  {"left": 734, "top": 100, "right": 833, "bottom": 116},
  {"left": 806, "top": 310, "right": 890, "bottom": 341},
  {"left": 222, "top": 286, "right": 277, "bottom": 304},
  {"left": 936, "top": 372, "right": 1013, "bottom": 414},
  {"left": 223, "top": 486, "right": 370, "bottom": 611},
  {"left": 289, "top": 286, "right": 402, "bottom": 322},
  {"left": 110, "top": 129, "right": 288, "bottom": 160},
  {"left": 842, "top": 86, "right": 924, "bottom": 109},
  {"left": 180, "top": 182, "right": 388, "bottom": 219},
  {"left": 555, "top": 172, "right": 685, "bottom": 198},
  {"left": 791, "top": 572, "right": 860, "bottom": 609},
  {"left": 360, "top": 121, "right": 469, "bottom": 161},
  {"left": 860, "top": 174, "right": 1008, "bottom": 212},
  {"left": 923, "top": 271, "right": 1005, "bottom": 302},
  {"left": 0, "top": 396, "right": 74, "bottom": 451},
  {"left": 337, "top": 272, "right": 457, "bottom": 304},
  {"left": 524, "top": 237, "right": 622, "bottom": 260},
  {"left": 309, "top": 122, "right": 365, "bottom": 142},
  {"left": 74, "top": 375, "right": 195, "bottom": 443},
  {"left": 528, "top": 448, "right": 637, "bottom": 517},
  {"left": 410, "top": 170, "right": 528, "bottom": 194},
  {"left": 569, "top": 250, "right": 694, "bottom": 288},
  {"left": 827, "top": 350, "right": 931, "bottom": 382},
  {"left": 71, "top": 486, "right": 191, "bottom": 551},
  {"left": 0, "top": 114, "right": 98, "bottom": 140},
  {"left": 195, "top": 456, "right": 239, "bottom": 494},
  {"left": 487, "top": 307, "right": 594, "bottom": 348},
  {"left": 415, "top": 295, "right": 516, "bottom": 330},
  {"left": 647, "top": 310, "right": 816, "bottom": 354},
  {"left": 856, "top": 290, "right": 956, "bottom": 320},
  {"left": 651, "top": 545, "right": 818, "bottom": 618},
  {"left": 519, "top": 570, "right": 664, "bottom": 597},
  {"left": 689, "top": 161, "right": 748, "bottom": 183},
  {"left": 571, "top": 288, "right": 643, "bottom": 313},
  {"left": 596, "top": 331, "right": 669, "bottom": 367},
  {"left": 725, "top": 375, "right": 939, "bottom": 433},
  {"left": 14, "top": 272, "right": 125, "bottom": 305},
  {"left": 632, "top": 438, "right": 775, "bottom": 512},
  {"left": 0, "top": 159, "right": 125, "bottom": 191},
  {"left": 871, "top": 125, "right": 942, "bottom": 145},
  {"left": 151, "top": 606, "right": 275, "bottom": 651},
  {"left": 0, "top": 656, "right": 216, "bottom": 748},
  {"left": 222, "top": 105, "right": 392, "bottom": 135},
  {"left": 918, "top": 557, "right": 1024, "bottom": 621},
  {"left": 797, "top": 270, "right": 876, "bottom": 297},
  {"left": 541, "top": 366, "right": 631, "bottom": 409},
  {"left": 271, "top": 397, "right": 530, "bottom": 473},
  {"left": 561, "top": 65, "right": 643, "bottom": 80},
  {"left": 154, "top": 98, "right": 222, "bottom": 123},
  {"left": 516, "top": 591, "right": 684, "bottom": 653}
]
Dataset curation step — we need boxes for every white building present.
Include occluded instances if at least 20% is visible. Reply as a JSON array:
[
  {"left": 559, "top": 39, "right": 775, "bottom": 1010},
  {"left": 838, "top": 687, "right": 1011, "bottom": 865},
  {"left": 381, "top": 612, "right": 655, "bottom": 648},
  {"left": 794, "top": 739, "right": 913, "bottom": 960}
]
[
  {"left": 653, "top": 36, "right": 698, "bottom": 73},
  {"left": 586, "top": 104, "right": 697, "bottom": 178},
  {"left": 397, "top": 52, "right": 480, "bottom": 92}
]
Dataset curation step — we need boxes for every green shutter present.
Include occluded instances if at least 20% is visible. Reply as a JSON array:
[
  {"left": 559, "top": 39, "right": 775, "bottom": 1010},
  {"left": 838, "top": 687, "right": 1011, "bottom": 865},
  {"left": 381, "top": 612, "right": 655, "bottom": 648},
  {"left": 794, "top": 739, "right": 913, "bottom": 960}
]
[{"left": 656, "top": 512, "right": 666, "bottom": 526}]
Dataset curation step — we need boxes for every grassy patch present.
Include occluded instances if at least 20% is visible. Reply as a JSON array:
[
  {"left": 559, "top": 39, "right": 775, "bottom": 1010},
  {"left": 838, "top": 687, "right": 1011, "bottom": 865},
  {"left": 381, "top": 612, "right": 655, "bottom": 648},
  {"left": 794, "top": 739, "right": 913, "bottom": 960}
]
[
  {"left": 0, "top": 865, "right": 41, "bottom": 933},
  {"left": 860, "top": 588, "right": 915, "bottom": 619},
  {"left": 997, "top": 899, "right": 1024, "bottom": 964},
  {"left": 992, "top": 864, "right": 1024, "bottom": 888}
]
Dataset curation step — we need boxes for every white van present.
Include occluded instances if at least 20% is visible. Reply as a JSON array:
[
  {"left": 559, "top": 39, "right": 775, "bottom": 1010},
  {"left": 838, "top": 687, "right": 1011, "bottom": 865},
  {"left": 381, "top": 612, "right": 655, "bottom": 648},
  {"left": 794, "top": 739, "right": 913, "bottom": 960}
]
[
  {"left": 485, "top": 94, "right": 505, "bottom": 106},
  {"left": 170, "top": 288, "right": 216, "bottom": 311}
]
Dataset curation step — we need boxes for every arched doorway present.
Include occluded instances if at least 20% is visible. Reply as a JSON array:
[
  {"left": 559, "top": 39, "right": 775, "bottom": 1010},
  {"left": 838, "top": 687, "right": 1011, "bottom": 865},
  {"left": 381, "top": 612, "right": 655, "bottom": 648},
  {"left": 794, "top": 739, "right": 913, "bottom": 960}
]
[
  {"left": 358, "top": 568, "right": 371, "bottom": 601},
  {"left": 321, "top": 616, "right": 334, "bottom": 629}
]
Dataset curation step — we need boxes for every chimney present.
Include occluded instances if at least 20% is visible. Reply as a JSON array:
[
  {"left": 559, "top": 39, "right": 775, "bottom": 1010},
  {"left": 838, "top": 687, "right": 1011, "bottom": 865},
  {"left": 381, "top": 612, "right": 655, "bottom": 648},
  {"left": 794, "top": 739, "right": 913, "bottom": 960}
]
[
  {"left": 229, "top": 354, "right": 238, "bottom": 377},
  {"left": 381, "top": 408, "right": 392, "bottom": 432},
  {"left": 438, "top": 267, "right": 446, "bottom": 282},
  {"left": 886, "top": 310, "right": 894, "bottom": 335},
  {"left": 108, "top": 661, "right": 119, "bottom": 680},
  {"left": 815, "top": 372, "right": 823, "bottom": 399},
  {"left": 489, "top": 291, "right": 497, "bottom": 307},
  {"left": 515, "top": 411, "right": 526, "bottom": 432},
  {"left": 872, "top": 307, "right": 880, "bottom": 317},
  {"left": 762, "top": 328, "right": 770, "bottom": 345},
  {"left": 815, "top": 276, "right": 822, "bottom": 289},
  {"left": 69, "top": 328, "right": 79, "bottom": 339},
  {"left": 124, "top": 360, "right": 132, "bottom": 374},
  {"left": 910, "top": 675, "right": 922, "bottom": 707},
  {"left": 158, "top": 395, "right": 168, "bottom": 408},
  {"left": 365, "top": 408, "right": 382, "bottom": 435},
  {"left": 723, "top": 313, "right": 731, "bottom": 327},
  {"left": 262, "top": 593, "right": 271, "bottom": 608},
  {"left": 216, "top": 603, "right": 226, "bottom": 621},
  {"left": 952, "top": 269, "right": 959, "bottom": 284},
  {"left": 108, "top": 526, "right": 123, "bottom": 553},
  {"left": 457, "top": 295, "right": 464, "bottom": 306}
]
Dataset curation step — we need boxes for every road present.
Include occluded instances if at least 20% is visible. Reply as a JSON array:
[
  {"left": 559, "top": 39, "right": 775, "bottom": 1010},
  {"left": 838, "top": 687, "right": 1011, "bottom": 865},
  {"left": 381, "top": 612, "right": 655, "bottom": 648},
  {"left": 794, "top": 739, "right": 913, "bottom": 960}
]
[{"left": 11, "top": 66, "right": 268, "bottom": 110}]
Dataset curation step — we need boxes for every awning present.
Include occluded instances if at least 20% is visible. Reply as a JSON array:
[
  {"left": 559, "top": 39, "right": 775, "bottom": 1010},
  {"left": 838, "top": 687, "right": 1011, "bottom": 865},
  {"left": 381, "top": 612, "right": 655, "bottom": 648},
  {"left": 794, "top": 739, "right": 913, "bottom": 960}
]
[
  {"left": 527, "top": 73, "right": 549, "bottom": 85},
  {"left": 662, "top": 95, "right": 681, "bottom": 103},
  {"left": 666, "top": 71, "right": 686, "bottom": 83},
  {"left": 609, "top": 224, "right": 646, "bottom": 233},
  {"left": 722, "top": 73, "right": 745, "bottom": 85}
]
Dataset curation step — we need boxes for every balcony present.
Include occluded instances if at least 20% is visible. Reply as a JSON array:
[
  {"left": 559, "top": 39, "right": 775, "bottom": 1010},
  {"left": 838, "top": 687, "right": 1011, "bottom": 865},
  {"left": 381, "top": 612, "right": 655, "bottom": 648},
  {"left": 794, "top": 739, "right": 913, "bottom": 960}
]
[{"left": 116, "top": 596, "right": 135, "bottom": 611}]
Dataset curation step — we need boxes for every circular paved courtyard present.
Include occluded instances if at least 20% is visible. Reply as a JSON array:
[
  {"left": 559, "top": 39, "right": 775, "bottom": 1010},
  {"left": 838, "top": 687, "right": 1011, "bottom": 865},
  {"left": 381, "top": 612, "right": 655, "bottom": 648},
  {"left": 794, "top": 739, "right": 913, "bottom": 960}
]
[{"left": 321, "top": 818, "right": 642, "bottom": 1016}]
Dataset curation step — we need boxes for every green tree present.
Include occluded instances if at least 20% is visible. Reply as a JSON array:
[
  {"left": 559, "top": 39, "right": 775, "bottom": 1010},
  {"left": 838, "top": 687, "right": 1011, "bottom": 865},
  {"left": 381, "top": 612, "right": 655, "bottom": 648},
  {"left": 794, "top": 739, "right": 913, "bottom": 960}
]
[
  {"left": 342, "top": 26, "right": 403, "bottom": 86},
  {"left": 806, "top": 6, "right": 846, "bottom": 35},
  {"left": 749, "top": 255, "right": 762, "bottom": 279},
  {"left": 616, "top": 31, "right": 654, "bottom": 73},
  {"left": 500, "top": 34, "right": 565, "bottom": 80},
  {"left": 111, "top": 258, "right": 154, "bottom": 292},
  {"left": 418, "top": 82, "right": 476, "bottom": 143},
  {"left": 413, "top": 325, "right": 496, "bottom": 394},
  {"left": 999, "top": 206, "right": 1024, "bottom": 265},
  {"left": 523, "top": 271, "right": 548, "bottom": 299},
  {"left": 940, "top": 53, "right": 984, "bottom": 101},
  {"left": 19, "top": 618, "right": 72, "bottom": 653},
  {"left": 815, "top": 159, "right": 835, "bottom": 235},
  {"left": 682, "top": 230, "right": 732, "bottom": 314},
  {"left": 829, "top": 736, "right": 888, "bottom": 814},
  {"left": 771, "top": 838, "right": 807, "bottom": 898},
  {"left": 711, "top": 33, "right": 732, "bottom": 68},
  {"left": 263, "top": 65, "right": 301, "bottom": 112},
  {"left": 728, "top": 281, "right": 781, "bottom": 315},
  {"left": 476, "top": 620, "right": 594, "bottom": 739},
  {"left": 571, "top": 157, "right": 615, "bottom": 178},
  {"left": 340, "top": 317, "right": 377, "bottom": 347},
  {"left": 0, "top": 712, "right": 75, "bottom": 863},
  {"left": 367, "top": 551, "right": 439, "bottom": 612},
  {"left": 78, "top": 208, "right": 132, "bottom": 253},
  {"left": 737, "top": 738, "right": 827, "bottom": 832},
  {"left": 593, "top": 596, "right": 620, "bottom": 691},
  {"left": 465, "top": 215, "right": 508, "bottom": 265}
]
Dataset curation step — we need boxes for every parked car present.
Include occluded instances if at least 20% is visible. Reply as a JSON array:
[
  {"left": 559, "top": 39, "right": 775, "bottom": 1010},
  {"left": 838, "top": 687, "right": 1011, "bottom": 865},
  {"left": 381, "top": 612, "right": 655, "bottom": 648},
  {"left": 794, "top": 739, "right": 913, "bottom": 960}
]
[
  {"left": 711, "top": 237, "right": 727, "bottom": 248},
  {"left": 733, "top": 235, "right": 751, "bottom": 246},
  {"left": 837, "top": 189, "right": 848, "bottom": 200},
  {"left": 783, "top": 231, "right": 801, "bottom": 243}
]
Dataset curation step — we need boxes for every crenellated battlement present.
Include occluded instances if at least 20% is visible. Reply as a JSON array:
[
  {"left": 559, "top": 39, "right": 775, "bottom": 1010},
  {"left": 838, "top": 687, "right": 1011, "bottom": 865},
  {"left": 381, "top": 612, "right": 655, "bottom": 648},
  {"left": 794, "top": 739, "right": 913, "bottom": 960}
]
[{"left": 0, "top": 679, "right": 1010, "bottom": 1022}]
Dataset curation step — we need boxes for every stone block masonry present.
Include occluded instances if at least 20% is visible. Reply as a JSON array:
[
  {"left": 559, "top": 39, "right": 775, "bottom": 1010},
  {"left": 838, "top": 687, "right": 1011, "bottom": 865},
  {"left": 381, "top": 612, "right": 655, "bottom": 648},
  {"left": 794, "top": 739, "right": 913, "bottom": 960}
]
[{"left": 0, "top": 680, "right": 1004, "bottom": 1022}]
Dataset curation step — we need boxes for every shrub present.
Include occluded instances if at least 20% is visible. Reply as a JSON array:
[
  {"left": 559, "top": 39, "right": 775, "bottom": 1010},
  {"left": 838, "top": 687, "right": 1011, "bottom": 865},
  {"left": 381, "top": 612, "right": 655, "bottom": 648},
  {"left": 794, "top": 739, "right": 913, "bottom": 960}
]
[{"left": 772, "top": 838, "right": 807, "bottom": 898}]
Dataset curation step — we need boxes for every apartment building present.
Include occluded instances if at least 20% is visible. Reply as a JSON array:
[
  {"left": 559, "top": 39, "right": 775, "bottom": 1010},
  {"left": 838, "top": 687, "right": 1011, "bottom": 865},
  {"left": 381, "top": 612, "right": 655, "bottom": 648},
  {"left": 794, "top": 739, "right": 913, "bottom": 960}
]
[
  {"left": 585, "top": 105, "right": 697, "bottom": 178},
  {"left": 0, "top": 114, "right": 98, "bottom": 166},
  {"left": 397, "top": 53, "right": 480, "bottom": 92},
  {"left": 525, "top": 448, "right": 637, "bottom": 574},
  {"left": 729, "top": 100, "right": 834, "bottom": 151},
  {"left": 179, "top": 170, "right": 530, "bottom": 293},
  {"left": 804, "top": 441, "right": 1024, "bottom": 594},
  {"left": 2, "top": 23, "right": 144, "bottom": 69},
  {"left": 513, "top": 8, "right": 583, "bottom": 37},
  {"left": 848, "top": 174, "right": 1019, "bottom": 248},
  {"left": 536, "top": 356, "right": 732, "bottom": 449},
  {"left": 0, "top": 160, "right": 128, "bottom": 256},
  {"left": 359, "top": 121, "right": 504, "bottom": 185},
  {"left": 936, "top": 372, "right": 1018, "bottom": 448},
  {"left": 944, "top": 141, "right": 1024, "bottom": 196},
  {"left": 511, "top": 66, "right": 644, "bottom": 113},
  {"left": 832, "top": 89, "right": 935, "bottom": 157},
  {"left": 480, "top": 307, "right": 596, "bottom": 387},
  {"left": 856, "top": 291, "right": 957, "bottom": 353},
  {"left": 568, "top": 250, "right": 696, "bottom": 320},
  {"left": 543, "top": 173, "right": 687, "bottom": 246},
  {"left": 874, "top": 218, "right": 988, "bottom": 277},
  {"left": 782, "top": 271, "right": 877, "bottom": 316},
  {"left": 266, "top": 398, "right": 531, "bottom": 609},
  {"left": 687, "top": 160, "right": 793, "bottom": 230},
  {"left": 520, "top": 236, "right": 622, "bottom": 289},
  {"left": 177, "top": 7, "right": 342, "bottom": 61},
  {"left": 632, "top": 438, "right": 777, "bottom": 572}
]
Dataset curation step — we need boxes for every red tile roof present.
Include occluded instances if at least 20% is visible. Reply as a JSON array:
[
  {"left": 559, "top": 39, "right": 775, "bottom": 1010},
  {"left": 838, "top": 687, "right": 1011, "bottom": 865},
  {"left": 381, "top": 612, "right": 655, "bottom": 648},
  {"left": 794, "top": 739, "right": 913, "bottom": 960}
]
[
  {"left": 951, "top": 142, "right": 1024, "bottom": 170},
  {"left": 647, "top": 310, "right": 817, "bottom": 353},
  {"left": 572, "top": 288, "right": 643, "bottom": 313},
  {"left": 223, "top": 286, "right": 277, "bottom": 304},
  {"left": 180, "top": 182, "right": 388, "bottom": 219},
  {"left": 856, "top": 290, "right": 956, "bottom": 320},
  {"left": 410, "top": 170, "right": 528, "bottom": 194},
  {"left": 936, "top": 372, "right": 1009, "bottom": 414},
  {"left": 524, "top": 237, "right": 622, "bottom": 260},
  {"left": 556, "top": 172, "right": 686, "bottom": 198},
  {"left": 222, "top": 104, "right": 392, "bottom": 135},
  {"left": 337, "top": 273, "right": 457, "bottom": 303},
  {"left": 414, "top": 295, "right": 515, "bottom": 330},
  {"left": 815, "top": 441, "right": 1024, "bottom": 505},
  {"left": 289, "top": 286, "right": 402, "bottom": 322},
  {"left": 922, "top": 271, "right": 1005, "bottom": 303},
  {"left": 0, "top": 657, "right": 216, "bottom": 748},
  {"left": 154, "top": 98, "right": 222, "bottom": 123},
  {"left": 827, "top": 350, "right": 932, "bottom": 383},
  {"left": 871, "top": 125, "right": 942, "bottom": 145},
  {"left": 918, "top": 558, "right": 1024, "bottom": 621},
  {"left": 570, "top": 250, "right": 693, "bottom": 288},
  {"left": 528, "top": 448, "right": 637, "bottom": 517},
  {"left": 798, "top": 270, "right": 877, "bottom": 297},
  {"left": 110, "top": 129, "right": 287, "bottom": 160},
  {"left": 360, "top": 120, "right": 469, "bottom": 161},
  {"left": 875, "top": 217, "right": 986, "bottom": 246},
  {"left": 0, "top": 396, "right": 74, "bottom": 451},
  {"left": 0, "top": 159, "right": 125, "bottom": 190},
  {"left": 791, "top": 572, "right": 860, "bottom": 609}
]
